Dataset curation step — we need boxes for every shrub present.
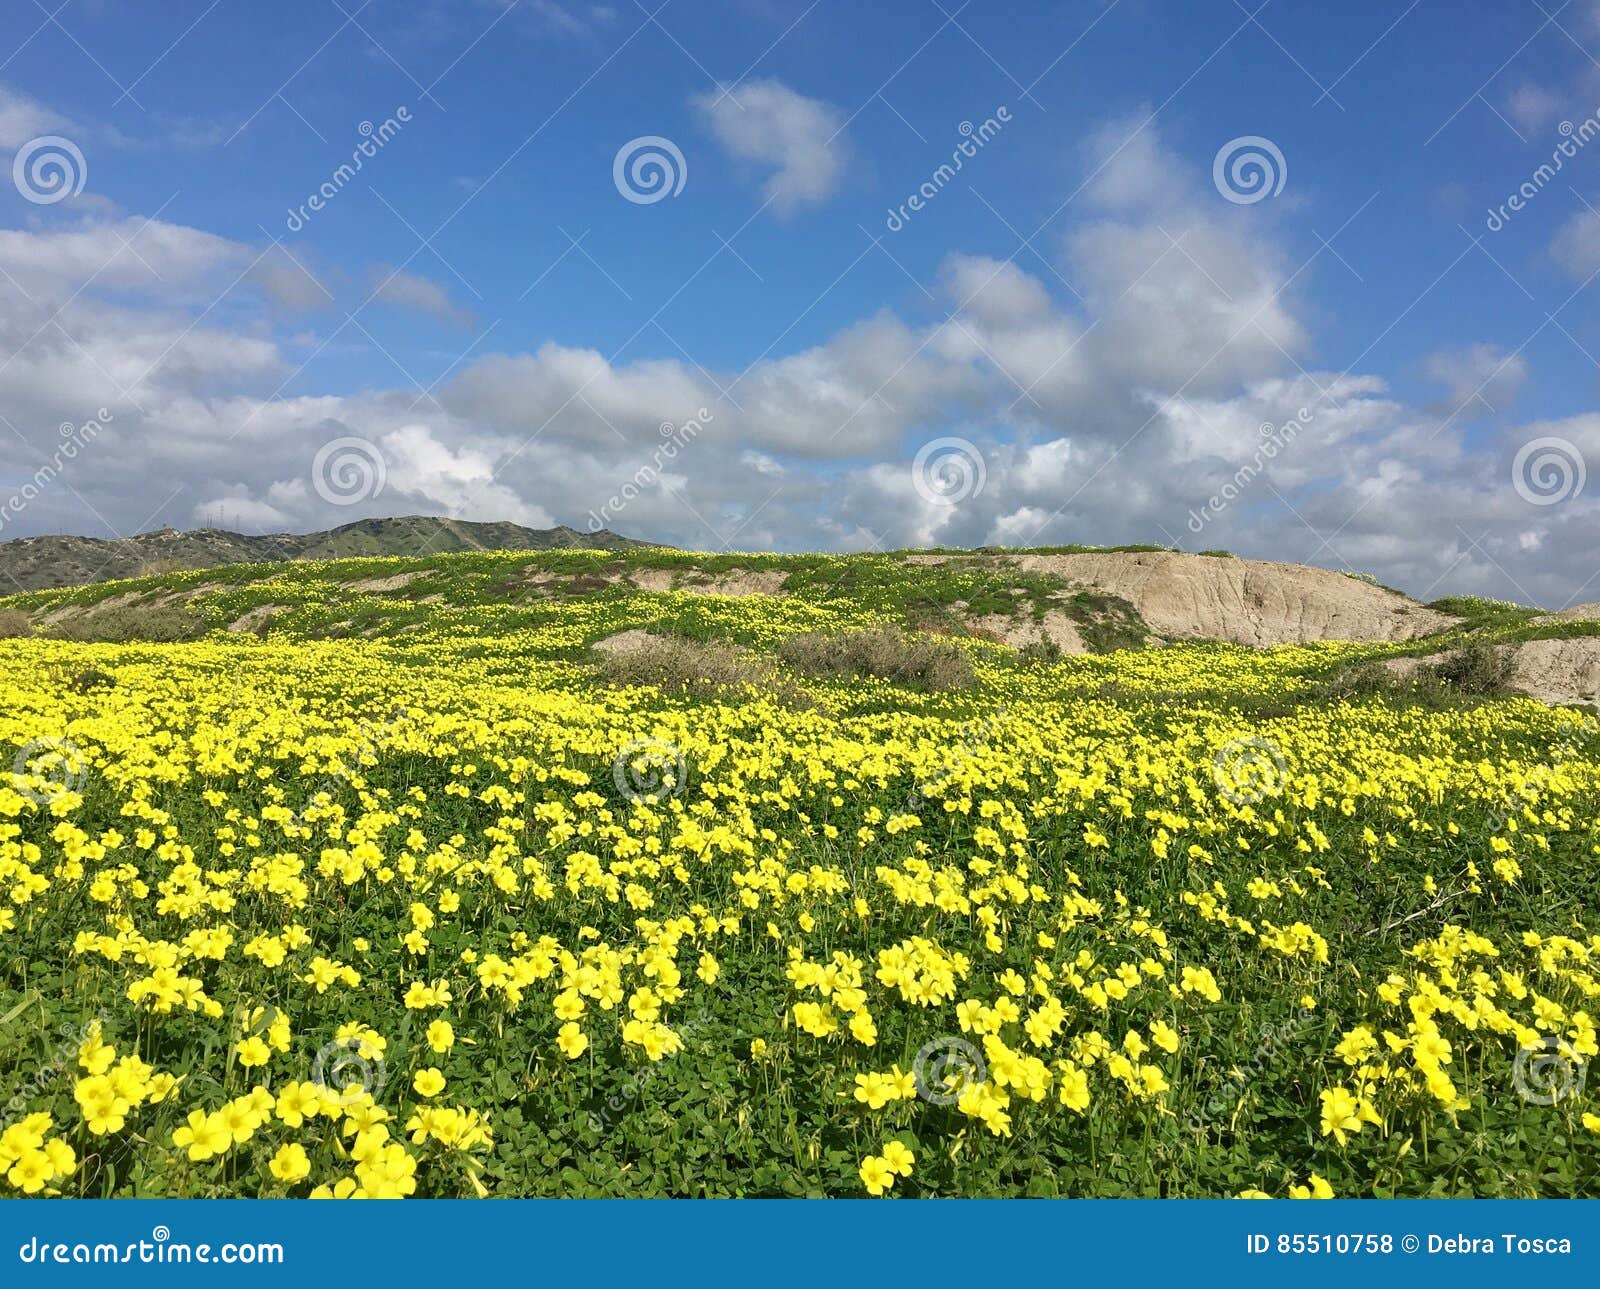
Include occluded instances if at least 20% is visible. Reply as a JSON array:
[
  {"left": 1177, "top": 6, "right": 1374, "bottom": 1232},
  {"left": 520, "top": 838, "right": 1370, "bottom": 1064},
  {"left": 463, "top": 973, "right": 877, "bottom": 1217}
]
[
  {"left": 1313, "top": 660, "right": 1399, "bottom": 702},
  {"left": 1310, "top": 648, "right": 1518, "bottom": 709},
  {"left": 1428, "top": 640, "right": 1517, "bottom": 696},
  {"left": 777, "top": 628, "right": 975, "bottom": 691},
  {"left": 1426, "top": 595, "right": 1539, "bottom": 631},
  {"left": 1060, "top": 590, "right": 1147, "bottom": 654},
  {"left": 595, "top": 634, "right": 806, "bottom": 705},
  {"left": 558, "top": 573, "right": 616, "bottom": 596},
  {"left": 1016, "top": 638, "right": 1064, "bottom": 667},
  {"left": 69, "top": 667, "right": 117, "bottom": 694},
  {"left": 0, "top": 608, "right": 32, "bottom": 639},
  {"left": 47, "top": 603, "right": 208, "bottom": 643}
]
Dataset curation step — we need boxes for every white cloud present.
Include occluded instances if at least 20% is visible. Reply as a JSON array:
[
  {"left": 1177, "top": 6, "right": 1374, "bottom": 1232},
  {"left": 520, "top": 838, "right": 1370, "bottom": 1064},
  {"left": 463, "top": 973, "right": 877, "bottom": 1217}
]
[
  {"left": 692, "top": 78, "right": 848, "bottom": 214},
  {"left": 368, "top": 267, "right": 475, "bottom": 329},
  {"left": 1424, "top": 343, "right": 1529, "bottom": 417},
  {"left": 1506, "top": 83, "right": 1568, "bottom": 134},
  {"left": 0, "top": 84, "right": 74, "bottom": 150},
  {"left": 942, "top": 254, "right": 1056, "bottom": 329},
  {"left": 252, "top": 248, "right": 335, "bottom": 312},
  {"left": 191, "top": 493, "right": 297, "bottom": 531},
  {"left": 1552, "top": 204, "right": 1600, "bottom": 277},
  {"left": 0, "top": 118, "right": 1597, "bottom": 609},
  {"left": 377, "top": 423, "right": 550, "bottom": 525},
  {"left": 528, "top": 1, "right": 589, "bottom": 36},
  {"left": 1080, "top": 113, "right": 1192, "bottom": 214},
  {"left": 0, "top": 217, "right": 244, "bottom": 299},
  {"left": 740, "top": 450, "right": 785, "bottom": 476}
]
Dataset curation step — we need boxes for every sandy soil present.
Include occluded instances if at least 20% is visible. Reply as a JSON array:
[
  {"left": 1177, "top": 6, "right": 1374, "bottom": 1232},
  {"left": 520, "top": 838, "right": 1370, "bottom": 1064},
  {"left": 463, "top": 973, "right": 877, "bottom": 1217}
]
[
  {"left": 627, "top": 569, "right": 788, "bottom": 597},
  {"left": 971, "top": 610, "right": 1088, "bottom": 653},
  {"left": 1535, "top": 602, "right": 1600, "bottom": 624},
  {"left": 1511, "top": 638, "right": 1600, "bottom": 707},
  {"left": 1011, "top": 551, "right": 1457, "bottom": 646},
  {"left": 344, "top": 571, "right": 425, "bottom": 593}
]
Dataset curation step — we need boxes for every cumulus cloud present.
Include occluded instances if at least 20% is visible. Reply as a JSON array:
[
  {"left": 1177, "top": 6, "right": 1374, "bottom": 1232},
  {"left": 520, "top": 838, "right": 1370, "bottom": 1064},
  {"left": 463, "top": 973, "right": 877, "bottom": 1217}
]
[
  {"left": 1424, "top": 343, "right": 1529, "bottom": 417},
  {"left": 0, "top": 84, "right": 74, "bottom": 150},
  {"left": 1, "top": 113, "right": 1597, "bottom": 608},
  {"left": 692, "top": 78, "right": 849, "bottom": 214},
  {"left": 0, "top": 217, "right": 245, "bottom": 299},
  {"left": 368, "top": 267, "right": 475, "bottom": 329},
  {"left": 252, "top": 248, "right": 335, "bottom": 312},
  {"left": 1506, "top": 83, "right": 1568, "bottom": 135},
  {"left": 1551, "top": 204, "right": 1600, "bottom": 278}
]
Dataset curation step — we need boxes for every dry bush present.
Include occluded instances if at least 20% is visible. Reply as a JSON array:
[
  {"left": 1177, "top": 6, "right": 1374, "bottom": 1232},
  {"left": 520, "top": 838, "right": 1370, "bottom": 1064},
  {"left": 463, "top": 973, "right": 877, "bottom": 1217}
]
[
  {"left": 1429, "top": 640, "right": 1517, "bottom": 696},
  {"left": 597, "top": 635, "right": 767, "bottom": 694},
  {"left": 1313, "top": 659, "right": 1399, "bottom": 701},
  {"left": 1016, "top": 638, "right": 1064, "bottom": 668},
  {"left": 0, "top": 608, "right": 33, "bottom": 639},
  {"left": 777, "top": 627, "right": 976, "bottom": 691},
  {"left": 596, "top": 633, "right": 821, "bottom": 709},
  {"left": 47, "top": 603, "right": 208, "bottom": 643},
  {"left": 135, "top": 556, "right": 189, "bottom": 579}
]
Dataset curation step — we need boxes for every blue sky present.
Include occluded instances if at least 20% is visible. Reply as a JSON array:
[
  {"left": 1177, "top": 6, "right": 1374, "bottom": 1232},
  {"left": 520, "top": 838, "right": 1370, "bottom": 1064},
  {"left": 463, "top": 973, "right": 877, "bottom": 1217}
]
[{"left": 2, "top": 0, "right": 1599, "bottom": 605}]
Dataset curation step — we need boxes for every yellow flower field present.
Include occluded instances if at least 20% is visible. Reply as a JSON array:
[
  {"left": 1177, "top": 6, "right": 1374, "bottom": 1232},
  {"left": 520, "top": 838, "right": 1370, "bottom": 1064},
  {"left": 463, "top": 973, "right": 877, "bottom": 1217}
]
[{"left": 0, "top": 554, "right": 1597, "bottom": 1197}]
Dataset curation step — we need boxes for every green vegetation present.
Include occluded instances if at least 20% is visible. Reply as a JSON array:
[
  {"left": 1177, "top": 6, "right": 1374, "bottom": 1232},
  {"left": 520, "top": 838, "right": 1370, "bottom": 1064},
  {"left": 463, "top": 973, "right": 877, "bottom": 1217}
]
[
  {"left": 0, "top": 516, "right": 651, "bottom": 593},
  {"left": 777, "top": 627, "right": 977, "bottom": 691},
  {"left": 595, "top": 634, "right": 773, "bottom": 698},
  {"left": 1, "top": 549, "right": 1597, "bottom": 1200},
  {"left": 1, "top": 542, "right": 1595, "bottom": 692},
  {"left": 1428, "top": 595, "right": 1542, "bottom": 632},
  {"left": 44, "top": 602, "right": 208, "bottom": 644}
]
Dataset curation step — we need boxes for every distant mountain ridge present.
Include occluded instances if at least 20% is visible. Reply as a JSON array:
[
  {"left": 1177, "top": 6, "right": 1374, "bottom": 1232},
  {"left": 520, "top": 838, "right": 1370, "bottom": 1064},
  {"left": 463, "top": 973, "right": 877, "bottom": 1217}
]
[{"left": 0, "top": 516, "right": 654, "bottom": 592}]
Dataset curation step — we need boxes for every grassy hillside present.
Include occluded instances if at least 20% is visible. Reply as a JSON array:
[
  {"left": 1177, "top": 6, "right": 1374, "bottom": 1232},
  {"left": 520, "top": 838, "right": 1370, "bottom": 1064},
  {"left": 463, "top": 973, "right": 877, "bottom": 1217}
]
[
  {"left": 0, "top": 516, "right": 651, "bottom": 593},
  {"left": 2, "top": 542, "right": 1593, "bottom": 661},
  {"left": 1, "top": 541, "right": 1598, "bottom": 1200},
  {"left": 0, "top": 546, "right": 1176, "bottom": 659}
]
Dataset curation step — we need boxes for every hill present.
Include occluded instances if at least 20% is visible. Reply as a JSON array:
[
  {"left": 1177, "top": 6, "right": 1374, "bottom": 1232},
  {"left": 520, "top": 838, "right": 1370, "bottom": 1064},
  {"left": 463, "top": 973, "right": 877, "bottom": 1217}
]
[
  {"left": 2, "top": 537, "right": 1599, "bottom": 1199},
  {"left": 0, "top": 516, "right": 651, "bottom": 592},
  {"left": 2, "top": 540, "right": 1596, "bottom": 704}
]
